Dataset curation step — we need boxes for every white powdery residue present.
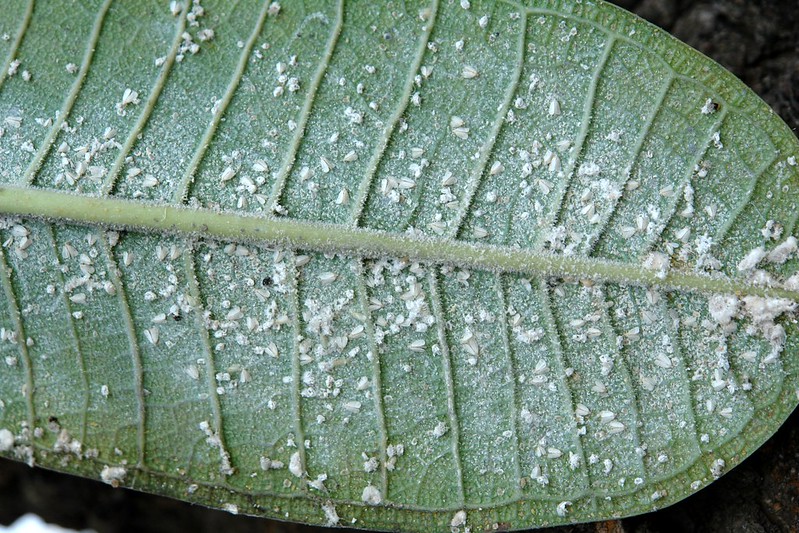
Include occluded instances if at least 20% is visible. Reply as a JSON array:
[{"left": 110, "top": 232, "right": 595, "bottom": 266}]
[
  {"left": 708, "top": 295, "right": 739, "bottom": 326},
  {"left": 737, "top": 247, "right": 767, "bottom": 272},
  {"left": 361, "top": 484, "right": 382, "bottom": 505},
  {"left": 100, "top": 465, "right": 127, "bottom": 486},
  {"left": 578, "top": 162, "right": 601, "bottom": 177},
  {"left": 199, "top": 421, "right": 234, "bottom": 476},
  {"left": 743, "top": 296, "right": 797, "bottom": 326}
]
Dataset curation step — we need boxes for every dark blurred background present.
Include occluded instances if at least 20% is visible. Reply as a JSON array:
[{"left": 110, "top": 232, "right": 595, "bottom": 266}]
[{"left": 2, "top": 1, "right": 798, "bottom": 532}]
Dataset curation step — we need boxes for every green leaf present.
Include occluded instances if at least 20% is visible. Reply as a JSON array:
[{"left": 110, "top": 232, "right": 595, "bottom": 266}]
[{"left": 0, "top": 0, "right": 798, "bottom": 530}]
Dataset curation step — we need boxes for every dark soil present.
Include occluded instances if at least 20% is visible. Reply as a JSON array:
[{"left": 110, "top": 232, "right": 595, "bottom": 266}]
[{"left": 2, "top": 1, "right": 799, "bottom": 532}]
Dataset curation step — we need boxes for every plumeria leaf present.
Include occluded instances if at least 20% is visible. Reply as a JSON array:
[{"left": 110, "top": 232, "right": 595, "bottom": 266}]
[{"left": 0, "top": 0, "right": 798, "bottom": 531}]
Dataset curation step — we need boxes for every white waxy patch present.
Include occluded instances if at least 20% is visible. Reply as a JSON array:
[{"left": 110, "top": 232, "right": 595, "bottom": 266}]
[
  {"left": 737, "top": 247, "right": 767, "bottom": 271},
  {"left": 0, "top": 428, "right": 13, "bottom": 451},
  {"left": 361, "top": 485, "right": 382, "bottom": 505},
  {"left": 432, "top": 421, "right": 448, "bottom": 438},
  {"left": 100, "top": 465, "right": 127, "bottom": 486},
  {"left": 289, "top": 451, "right": 303, "bottom": 478},
  {"left": 222, "top": 503, "right": 238, "bottom": 515},
  {"left": 259, "top": 456, "right": 284, "bottom": 470},
  {"left": 708, "top": 295, "right": 739, "bottom": 326},
  {"left": 701, "top": 99, "right": 718, "bottom": 115},
  {"left": 451, "top": 510, "right": 467, "bottom": 528},
  {"left": 322, "top": 501, "right": 340, "bottom": 526},
  {"left": 767, "top": 236, "right": 797, "bottom": 264},
  {"left": 643, "top": 252, "right": 670, "bottom": 279}
]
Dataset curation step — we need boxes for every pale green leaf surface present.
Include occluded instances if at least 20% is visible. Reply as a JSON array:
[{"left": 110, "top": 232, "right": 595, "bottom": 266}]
[{"left": 0, "top": 0, "right": 798, "bottom": 531}]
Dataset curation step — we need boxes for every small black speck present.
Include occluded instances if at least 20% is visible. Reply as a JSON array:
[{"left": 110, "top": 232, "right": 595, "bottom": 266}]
[{"left": 262, "top": 276, "right": 273, "bottom": 287}]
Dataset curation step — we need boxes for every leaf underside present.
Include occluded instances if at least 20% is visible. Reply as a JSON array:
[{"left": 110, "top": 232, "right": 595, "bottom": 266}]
[{"left": 0, "top": 0, "right": 798, "bottom": 531}]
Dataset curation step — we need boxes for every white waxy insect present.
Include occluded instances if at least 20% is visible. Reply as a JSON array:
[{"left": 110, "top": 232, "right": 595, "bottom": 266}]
[
  {"left": 490, "top": 161, "right": 504, "bottom": 175},
  {"left": 548, "top": 153, "right": 561, "bottom": 173},
  {"left": 220, "top": 166, "right": 236, "bottom": 183},
  {"left": 450, "top": 116, "right": 469, "bottom": 139},
  {"left": 675, "top": 226, "right": 691, "bottom": 242},
  {"left": 607, "top": 420, "right": 626, "bottom": 434},
  {"left": 472, "top": 227, "right": 489, "bottom": 239},
  {"left": 121, "top": 88, "right": 139, "bottom": 106},
  {"left": 144, "top": 327, "right": 159, "bottom": 346},
  {"left": 461, "top": 65, "right": 479, "bottom": 79},
  {"left": 546, "top": 447, "right": 562, "bottom": 459},
  {"left": 654, "top": 353, "right": 672, "bottom": 369},
  {"left": 226, "top": 307, "right": 243, "bottom": 321},
  {"left": 548, "top": 98, "right": 561, "bottom": 117},
  {"left": 408, "top": 339, "right": 426, "bottom": 352},
  {"left": 252, "top": 160, "right": 269, "bottom": 173},
  {"left": 343, "top": 150, "right": 357, "bottom": 163},
  {"left": 335, "top": 188, "right": 350, "bottom": 205},
  {"left": 265, "top": 342, "right": 279, "bottom": 358},
  {"left": 320, "top": 156, "right": 333, "bottom": 173},
  {"left": 599, "top": 410, "right": 616, "bottom": 424},
  {"left": 69, "top": 293, "right": 87, "bottom": 304},
  {"left": 318, "top": 272, "right": 337, "bottom": 285}
]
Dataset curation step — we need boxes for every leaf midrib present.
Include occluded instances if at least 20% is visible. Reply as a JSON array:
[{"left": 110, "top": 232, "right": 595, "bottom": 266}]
[{"left": 1, "top": 185, "right": 796, "bottom": 302}]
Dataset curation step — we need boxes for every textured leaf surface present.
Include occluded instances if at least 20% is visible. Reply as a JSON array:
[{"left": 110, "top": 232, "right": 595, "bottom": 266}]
[{"left": 0, "top": 1, "right": 798, "bottom": 531}]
